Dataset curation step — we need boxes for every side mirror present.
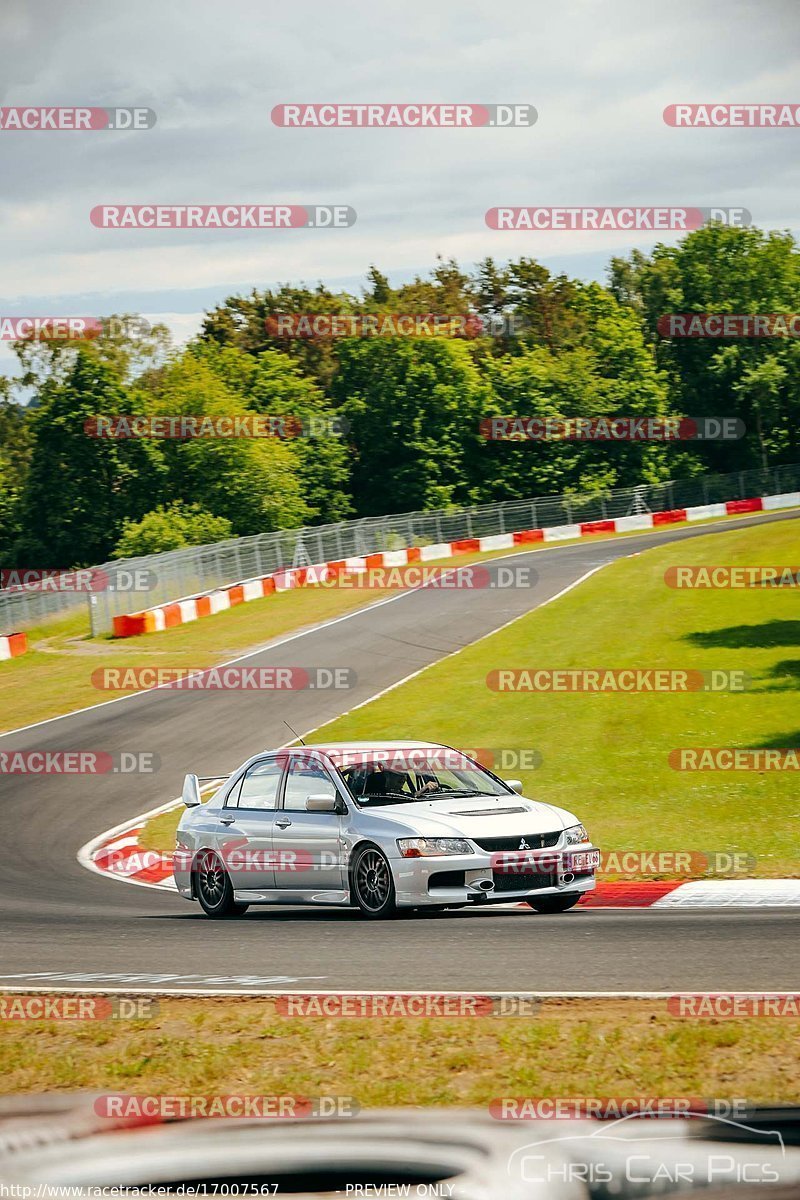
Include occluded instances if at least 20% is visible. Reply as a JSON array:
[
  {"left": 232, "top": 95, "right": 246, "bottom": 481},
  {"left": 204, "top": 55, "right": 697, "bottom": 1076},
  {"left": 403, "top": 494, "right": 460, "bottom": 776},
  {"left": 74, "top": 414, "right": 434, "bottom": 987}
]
[
  {"left": 306, "top": 793, "right": 342, "bottom": 813},
  {"left": 504, "top": 779, "right": 523, "bottom": 794},
  {"left": 182, "top": 773, "right": 202, "bottom": 808}
]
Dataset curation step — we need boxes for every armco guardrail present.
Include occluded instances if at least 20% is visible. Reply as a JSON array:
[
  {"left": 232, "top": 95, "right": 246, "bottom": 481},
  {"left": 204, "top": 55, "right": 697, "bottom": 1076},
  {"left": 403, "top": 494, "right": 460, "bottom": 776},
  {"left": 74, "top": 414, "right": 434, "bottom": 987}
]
[
  {"left": 109, "top": 489, "right": 800, "bottom": 639},
  {"left": 2, "top": 461, "right": 800, "bottom": 637}
]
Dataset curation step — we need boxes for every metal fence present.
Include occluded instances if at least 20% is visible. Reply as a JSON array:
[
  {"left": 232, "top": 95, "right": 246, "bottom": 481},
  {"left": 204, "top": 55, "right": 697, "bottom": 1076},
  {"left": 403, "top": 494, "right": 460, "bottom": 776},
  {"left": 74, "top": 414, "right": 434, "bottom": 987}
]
[{"left": 3, "top": 460, "right": 799, "bottom": 637}]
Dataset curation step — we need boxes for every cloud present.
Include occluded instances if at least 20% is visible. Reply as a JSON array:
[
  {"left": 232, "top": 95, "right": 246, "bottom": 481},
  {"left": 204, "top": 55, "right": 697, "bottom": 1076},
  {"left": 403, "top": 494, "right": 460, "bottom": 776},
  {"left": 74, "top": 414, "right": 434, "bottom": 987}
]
[{"left": 0, "top": 0, "right": 797, "bottom": 323}]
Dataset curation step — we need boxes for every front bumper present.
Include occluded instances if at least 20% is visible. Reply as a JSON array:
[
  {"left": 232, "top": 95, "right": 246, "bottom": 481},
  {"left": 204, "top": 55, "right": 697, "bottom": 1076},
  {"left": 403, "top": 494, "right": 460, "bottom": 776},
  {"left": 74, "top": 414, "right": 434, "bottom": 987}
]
[{"left": 394, "top": 845, "right": 600, "bottom": 907}]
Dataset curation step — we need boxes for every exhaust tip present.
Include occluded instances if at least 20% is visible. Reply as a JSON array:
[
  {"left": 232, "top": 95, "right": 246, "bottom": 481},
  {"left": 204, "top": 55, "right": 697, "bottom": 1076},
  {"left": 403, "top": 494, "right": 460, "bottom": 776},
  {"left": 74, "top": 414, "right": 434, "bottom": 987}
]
[
  {"left": 561, "top": 872, "right": 575, "bottom": 885},
  {"left": 467, "top": 877, "right": 495, "bottom": 894}
]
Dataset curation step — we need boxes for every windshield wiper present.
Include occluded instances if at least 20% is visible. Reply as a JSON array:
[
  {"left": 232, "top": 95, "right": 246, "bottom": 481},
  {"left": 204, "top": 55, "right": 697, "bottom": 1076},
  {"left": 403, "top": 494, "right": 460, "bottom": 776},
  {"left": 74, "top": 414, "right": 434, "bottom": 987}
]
[
  {"left": 360, "top": 791, "right": 414, "bottom": 800},
  {"left": 442, "top": 789, "right": 499, "bottom": 797}
]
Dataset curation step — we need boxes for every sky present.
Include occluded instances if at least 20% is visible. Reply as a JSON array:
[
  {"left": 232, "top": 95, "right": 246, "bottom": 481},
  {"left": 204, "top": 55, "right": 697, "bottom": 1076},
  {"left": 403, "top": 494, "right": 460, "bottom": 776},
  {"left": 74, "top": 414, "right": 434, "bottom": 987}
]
[{"left": 0, "top": 0, "right": 798, "bottom": 379}]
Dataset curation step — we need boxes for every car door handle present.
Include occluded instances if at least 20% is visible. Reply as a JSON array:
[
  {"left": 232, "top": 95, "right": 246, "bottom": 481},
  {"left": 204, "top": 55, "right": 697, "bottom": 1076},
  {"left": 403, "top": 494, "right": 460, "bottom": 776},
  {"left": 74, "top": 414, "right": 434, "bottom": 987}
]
[
  {"left": 219, "top": 815, "right": 235, "bottom": 825},
  {"left": 275, "top": 818, "right": 292, "bottom": 828}
]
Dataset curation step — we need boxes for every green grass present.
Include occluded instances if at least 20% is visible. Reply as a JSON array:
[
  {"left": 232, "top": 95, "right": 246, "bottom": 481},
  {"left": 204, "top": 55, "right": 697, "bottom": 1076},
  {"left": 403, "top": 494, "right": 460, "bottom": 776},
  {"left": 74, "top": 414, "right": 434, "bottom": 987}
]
[
  {"left": 0, "top": 997, "right": 796, "bottom": 1101},
  {"left": 138, "top": 517, "right": 800, "bottom": 877}
]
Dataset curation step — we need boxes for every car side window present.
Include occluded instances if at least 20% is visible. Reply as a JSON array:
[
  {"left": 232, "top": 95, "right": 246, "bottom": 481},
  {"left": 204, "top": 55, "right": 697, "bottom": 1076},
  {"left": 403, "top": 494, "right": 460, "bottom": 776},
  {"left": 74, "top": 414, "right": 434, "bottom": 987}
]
[
  {"left": 225, "top": 773, "right": 245, "bottom": 808},
  {"left": 234, "top": 758, "right": 284, "bottom": 811},
  {"left": 283, "top": 758, "right": 337, "bottom": 812}
]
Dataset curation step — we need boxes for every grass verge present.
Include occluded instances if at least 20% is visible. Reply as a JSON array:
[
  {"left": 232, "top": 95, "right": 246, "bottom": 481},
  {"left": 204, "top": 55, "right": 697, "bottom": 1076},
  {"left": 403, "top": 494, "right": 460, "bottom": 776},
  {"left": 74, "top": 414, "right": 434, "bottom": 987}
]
[{"left": 0, "top": 997, "right": 796, "bottom": 1102}]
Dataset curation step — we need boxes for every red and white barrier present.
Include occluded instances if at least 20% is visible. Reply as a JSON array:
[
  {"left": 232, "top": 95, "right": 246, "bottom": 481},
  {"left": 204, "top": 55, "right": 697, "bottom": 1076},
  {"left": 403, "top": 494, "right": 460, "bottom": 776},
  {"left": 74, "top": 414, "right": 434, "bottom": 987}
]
[
  {"left": 111, "top": 490, "right": 798, "bottom": 639},
  {"left": 87, "top": 820, "right": 800, "bottom": 906},
  {"left": 0, "top": 632, "right": 28, "bottom": 661}
]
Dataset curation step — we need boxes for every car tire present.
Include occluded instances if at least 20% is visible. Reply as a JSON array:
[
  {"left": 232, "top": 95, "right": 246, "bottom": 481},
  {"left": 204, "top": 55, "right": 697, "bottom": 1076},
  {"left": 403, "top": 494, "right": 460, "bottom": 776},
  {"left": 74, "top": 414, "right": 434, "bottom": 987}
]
[
  {"left": 526, "top": 894, "right": 581, "bottom": 914},
  {"left": 193, "top": 849, "right": 249, "bottom": 919},
  {"left": 350, "top": 845, "right": 397, "bottom": 919}
]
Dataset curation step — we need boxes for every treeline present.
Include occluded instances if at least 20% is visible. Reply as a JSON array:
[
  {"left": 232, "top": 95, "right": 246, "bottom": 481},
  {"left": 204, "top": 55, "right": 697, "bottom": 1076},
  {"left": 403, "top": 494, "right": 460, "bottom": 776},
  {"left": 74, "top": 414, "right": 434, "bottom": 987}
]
[{"left": 1, "top": 223, "right": 798, "bottom": 567}]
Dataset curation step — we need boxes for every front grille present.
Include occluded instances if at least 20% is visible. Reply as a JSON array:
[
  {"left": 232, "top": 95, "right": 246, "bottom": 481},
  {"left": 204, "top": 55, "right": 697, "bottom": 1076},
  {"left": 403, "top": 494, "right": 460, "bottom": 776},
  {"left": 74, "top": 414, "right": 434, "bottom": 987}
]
[
  {"left": 473, "top": 831, "right": 561, "bottom": 852},
  {"left": 492, "top": 871, "right": 554, "bottom": 893}
]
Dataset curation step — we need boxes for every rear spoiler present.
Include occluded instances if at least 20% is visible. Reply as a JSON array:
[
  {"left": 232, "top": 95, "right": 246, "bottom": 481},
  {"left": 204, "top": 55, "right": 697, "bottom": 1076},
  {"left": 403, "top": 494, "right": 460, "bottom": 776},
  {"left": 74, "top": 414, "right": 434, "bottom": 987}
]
[{"left": 181, "top": 773, "right": 230, "bottom": 808}]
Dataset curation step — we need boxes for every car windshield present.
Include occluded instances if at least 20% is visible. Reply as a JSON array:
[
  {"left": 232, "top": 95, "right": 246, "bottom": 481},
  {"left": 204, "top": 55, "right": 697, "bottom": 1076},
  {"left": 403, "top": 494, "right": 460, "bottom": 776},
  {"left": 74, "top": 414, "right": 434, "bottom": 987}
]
[{"left": 330, "top": 749, "right": 510, "bottom": 806}]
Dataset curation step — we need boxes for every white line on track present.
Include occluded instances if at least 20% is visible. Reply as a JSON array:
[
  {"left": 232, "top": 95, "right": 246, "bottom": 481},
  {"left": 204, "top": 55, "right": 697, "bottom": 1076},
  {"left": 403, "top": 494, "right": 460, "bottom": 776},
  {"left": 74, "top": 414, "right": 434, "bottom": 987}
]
[{"left": 0, "top": 983, "right": 798, "bottom": 998}]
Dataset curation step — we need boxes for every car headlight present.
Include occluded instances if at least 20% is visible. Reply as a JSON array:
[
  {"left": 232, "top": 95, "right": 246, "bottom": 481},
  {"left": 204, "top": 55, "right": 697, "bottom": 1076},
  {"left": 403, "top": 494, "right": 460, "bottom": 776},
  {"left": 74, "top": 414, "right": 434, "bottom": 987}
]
[
  {"left": 397, "top": 837, "right": 473, "bottom": 858},
  {"left": 563, "top": 824, "right": 589, "bottom": 845}
]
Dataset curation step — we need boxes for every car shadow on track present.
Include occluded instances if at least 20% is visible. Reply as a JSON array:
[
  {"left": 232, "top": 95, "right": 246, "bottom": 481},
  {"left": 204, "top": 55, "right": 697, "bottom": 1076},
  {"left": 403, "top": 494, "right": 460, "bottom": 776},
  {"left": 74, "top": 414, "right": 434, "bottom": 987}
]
[{"left": 140, "top": 906, "right": 531, "bottom": 922}]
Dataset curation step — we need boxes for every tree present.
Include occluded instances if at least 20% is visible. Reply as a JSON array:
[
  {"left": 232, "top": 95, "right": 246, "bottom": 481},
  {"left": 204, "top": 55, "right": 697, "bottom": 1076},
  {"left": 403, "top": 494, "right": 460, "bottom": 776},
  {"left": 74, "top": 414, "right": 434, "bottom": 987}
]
[
  {"left": 14, "top": 351, "right": 164, "bottom": 565},
  {"left": 0, "top": 395, "right": 34, "bottom": 560},
  {"left": 334, "top": 337, "right": 491, "bottom": 515},
  {"left": 114, "top": 502, "right": 233, "bottom": 557},
  {"left": 609, "top": 225, "right": 800, "bottom": 472},
  {"left": 476, "top": 284, "right": 672, "bottom": 500},
  {"left": 134, "top": 353, "right": 310, "bottom": 535},
  {"left": 200, "top": 283, "right": 359, "bottom": 391},
  {"left": 192, "top": 342, "right": 351, "bottom": 523},
  {"left": 731, "top": 358, "right": 787, "bottom": 473},
  {"left": 13, "top": 314, "right": 172, "bottom": 395}
]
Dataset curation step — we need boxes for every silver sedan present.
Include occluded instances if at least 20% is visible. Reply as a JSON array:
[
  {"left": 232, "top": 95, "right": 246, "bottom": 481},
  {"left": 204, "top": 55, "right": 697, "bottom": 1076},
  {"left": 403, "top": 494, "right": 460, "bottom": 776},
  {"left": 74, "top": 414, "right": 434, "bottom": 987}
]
[{"left": 173, "top": 741, "right": 599, "bottom": 919}]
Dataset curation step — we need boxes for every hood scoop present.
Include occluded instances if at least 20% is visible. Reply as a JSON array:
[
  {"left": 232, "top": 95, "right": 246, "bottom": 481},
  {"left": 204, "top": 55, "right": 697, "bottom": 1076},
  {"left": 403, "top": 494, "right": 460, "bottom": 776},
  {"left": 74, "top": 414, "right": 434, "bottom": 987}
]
[{"left": 446, "top": 806, "right": 527, "bottom": 817}]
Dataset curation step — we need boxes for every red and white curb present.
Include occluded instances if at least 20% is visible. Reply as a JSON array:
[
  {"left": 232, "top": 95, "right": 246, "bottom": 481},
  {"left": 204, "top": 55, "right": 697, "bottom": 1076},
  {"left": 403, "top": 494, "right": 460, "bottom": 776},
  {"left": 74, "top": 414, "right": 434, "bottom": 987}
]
[
  {"left": 0, "top": 632, "right": 28, "bottom": 661},
  {"left": 78, "top": 798, "right": 187, "bottom": 893},
  {"left": 578, "top": 879, "right": 800, "bottom": 907},
  {"left": 111, "top": 490, "right": 800, "bottom": 638},
  {"left": 81, "top": 814, "right": 800, "bottom": 906}
]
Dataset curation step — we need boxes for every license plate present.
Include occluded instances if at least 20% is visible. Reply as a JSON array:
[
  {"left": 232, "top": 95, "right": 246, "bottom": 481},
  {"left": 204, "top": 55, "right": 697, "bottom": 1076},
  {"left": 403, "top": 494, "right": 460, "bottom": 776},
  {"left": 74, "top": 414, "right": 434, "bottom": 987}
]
[{"left": 566, "top": 849, "right": 600, "bottom": 872}]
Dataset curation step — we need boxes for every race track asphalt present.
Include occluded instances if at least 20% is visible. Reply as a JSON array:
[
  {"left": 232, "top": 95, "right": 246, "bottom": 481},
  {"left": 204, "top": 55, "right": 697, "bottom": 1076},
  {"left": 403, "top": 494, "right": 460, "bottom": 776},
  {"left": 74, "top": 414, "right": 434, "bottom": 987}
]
[{"left": 1, "top": 510, "right": 798, "bottom": 994}]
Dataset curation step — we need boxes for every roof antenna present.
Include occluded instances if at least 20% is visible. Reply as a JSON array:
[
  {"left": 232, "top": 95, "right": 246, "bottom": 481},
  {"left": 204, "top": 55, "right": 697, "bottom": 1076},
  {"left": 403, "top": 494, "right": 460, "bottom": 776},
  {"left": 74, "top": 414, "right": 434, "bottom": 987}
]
[{"left": 284, "top": 720, "right": 307, "bottom": 746}]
